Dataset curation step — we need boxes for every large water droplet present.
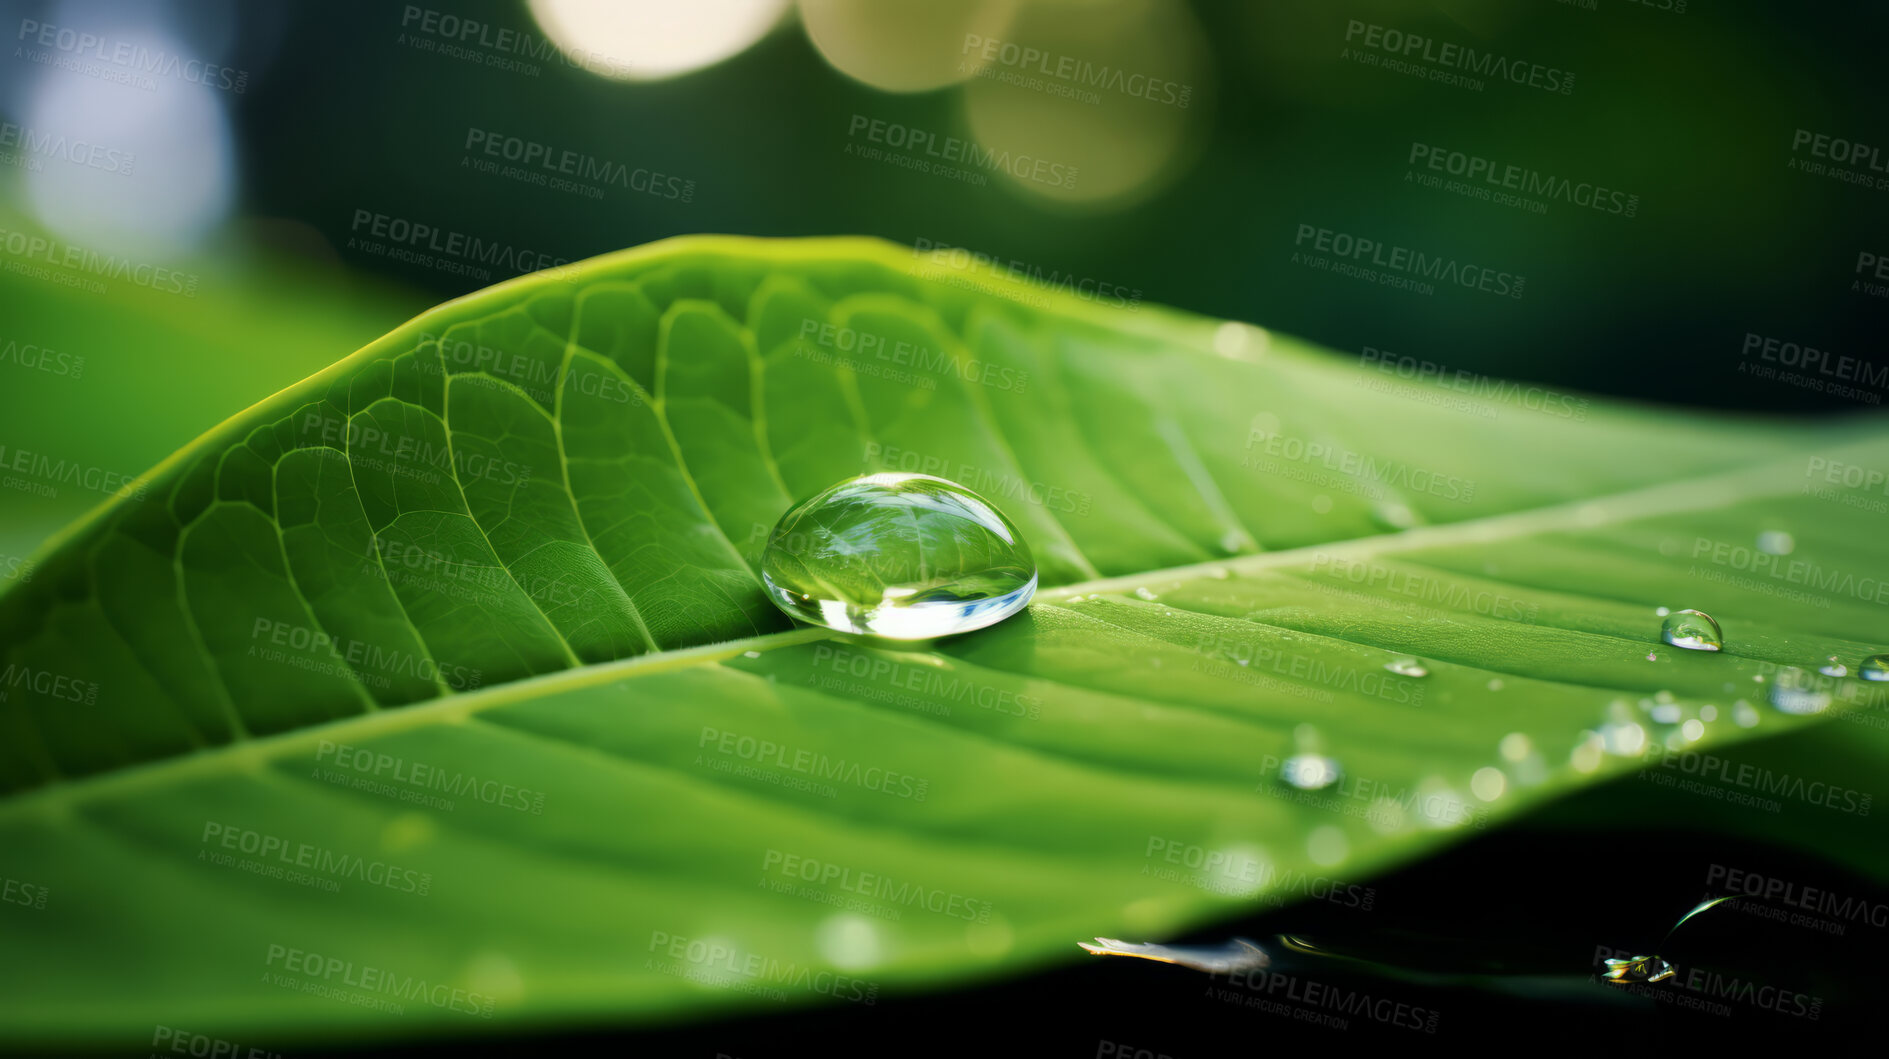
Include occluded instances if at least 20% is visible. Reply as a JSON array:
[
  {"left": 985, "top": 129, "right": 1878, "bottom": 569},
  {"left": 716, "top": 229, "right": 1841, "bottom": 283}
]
[
  {"left": 1279, "top": 754, "right": 1342, "bottom": 791},
  {"left": 760, "top": 473, "right": 1036, "bottom": 639},
  {"left": 1602, "top": 954, "right": 1674, "bottom": 985},
  {"left": 1659, "top": 609, "right": 1723, "bottom": 652},
  {"left": 1768, "top": 666, "right": 1832, "bottom": 715},
  {"left": 1862, "top": 654, "right": 1889, "bottom": 682}
]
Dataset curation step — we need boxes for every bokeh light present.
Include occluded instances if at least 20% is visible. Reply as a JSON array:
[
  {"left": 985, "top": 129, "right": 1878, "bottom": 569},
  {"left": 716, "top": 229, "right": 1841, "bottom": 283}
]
[
  {"left": 527, "top": 0, "right": 792, "bottom": 82},
  {"left": 960, "top": 0, "right": 1210, "bottom": 208},
  {"left": 799, "top": 0, "right": 1021, "bottom": 93},
  {"left": 21, "top": 29, "right": 235, "bottom": 253}
]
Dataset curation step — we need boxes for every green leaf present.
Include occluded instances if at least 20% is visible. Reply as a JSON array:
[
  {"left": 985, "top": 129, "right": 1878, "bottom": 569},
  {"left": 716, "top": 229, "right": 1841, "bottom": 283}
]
[{"left": 1, "top": 236, "right": 1884, "bottom": 1047}]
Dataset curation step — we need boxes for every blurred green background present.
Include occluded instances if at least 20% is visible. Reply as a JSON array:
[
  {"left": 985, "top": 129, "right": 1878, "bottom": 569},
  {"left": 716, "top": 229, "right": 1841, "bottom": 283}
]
[{"left": 3, "top": 0, "right": 1885, "bottom": 561}]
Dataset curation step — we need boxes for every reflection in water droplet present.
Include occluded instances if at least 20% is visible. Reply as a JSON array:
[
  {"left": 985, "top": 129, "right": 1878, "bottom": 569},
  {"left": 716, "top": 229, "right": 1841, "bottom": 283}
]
[
  {"left": 1078, "top": 936, "right": 1269, "bottom": 974},
  {"left": 1659, "top": 609, "right": 1723, "bottom": 652},
  {"left": 1384, "top": 658, "right": 1429, "bottom": 678},
  {"left": 1280, "top": 754, "right": 1342, "bottom": 791},
  {"left": 1768, "top": 666, "right": 1833, "bottom": 715},
  {"left": 1863, "top": 654, "right": 1889, "bottom": 682},
  {"left": 1602, "top": 955, "right": 1675, "bottom": 985},
  {"left": 761, "top": 473, "right": 1036, "bottom": 639},
  {"left": 1819, "top": 656, "right": 1848, "bottom": 678},
  {"left": 1672, "top": 895, "right": 1739, "bottom": 932}
]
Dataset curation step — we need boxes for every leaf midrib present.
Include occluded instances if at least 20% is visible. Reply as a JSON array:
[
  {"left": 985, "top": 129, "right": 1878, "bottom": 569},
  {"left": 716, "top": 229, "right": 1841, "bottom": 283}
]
[{"left": 3, "top": 434, "right": 1871, "bottom": 823}]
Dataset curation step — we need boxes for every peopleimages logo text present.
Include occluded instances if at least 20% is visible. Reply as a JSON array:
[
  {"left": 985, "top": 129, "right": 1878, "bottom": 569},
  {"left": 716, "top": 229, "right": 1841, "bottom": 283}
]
[
  {"left": 960, "top": 34, "right": 1192, "bottom": 107},
  {"left": 1343, "top": 21, "right": 1574, "bottom": 94},
  {"left": 1294, "top": 224, "right": 1525, "bottom": 298}
]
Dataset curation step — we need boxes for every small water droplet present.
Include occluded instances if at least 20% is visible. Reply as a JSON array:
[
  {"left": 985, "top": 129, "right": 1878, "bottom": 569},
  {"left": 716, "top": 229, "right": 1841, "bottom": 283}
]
[
  {"left": 816, "top": 914, "right": 883, "bottom": 971},
  {"left": 1756, "top": 530, "right": 1795, "bottom": 556},
  {"left": 1499, "top": 733, "right": 1531, "bottom": 762},
  {"left": 1768, "top": 666, "right": 1832, "bottom": 715},
  {"left": 1571, "top": 732, "right": 1605, "bottom": 773},
  {"left": 1819, "top": 655, "right": 1848, "bottom": 678},
  {"left": 1470, "top": 766, "right": 1506, "bottom": 802},
  {"left": 1655, "top": 606, "right": 1671, "bottom": 617},
  {"left": 1208, "top": 566, "right": 1232, "bottom": 580},
  {"left": 1373, "top": 502, "right": 1416, "bottom": 529},
  {"left": 742, "top": 650, "right": 762, "bottom": 659},
  {"left": 1213, "top": 321, "right": 1265, "bottom": 360},
  {"left": 1602, "top": 721, "right": 1646, "bottom": 755},
  {"left": 1650, "top": 704, "right": 1682, "bottom": 725},
  {"left": 1681, "top": 718, "right": 1704, "bottom": 741},
  {"left": 1863, "top": 653, "right": 1889, "bottom": 682},
  {"left": 1603, "top": 955, "right": 1674, "bottom": 985},
  {"left": 1133, "top": 587, "right": 1159, "bottom": 601},
  {"left": 760, "top": 473, "right": 1036, "bottom": 639},
  {"left": 1733, "top": 699, "right": 1760, "bottom": 728},
  {"left": 1280, "top": 754, "right": 1342, "bottom": 791},
  {"left": 1486, "top": 678, "right": 1505, "bottom": 691},
  {"left": 1646, "top": 652, "right": 1658, "bottom": 662},
  {"left": 1699, "top": 704, "right": 1718, "bottom": 722},
  {"left": 1384, "top": 658, "right": 1428, "bottom": 678},
  {"left": 1659, "top": 609, "right": 1723, "bottom": 652}
]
